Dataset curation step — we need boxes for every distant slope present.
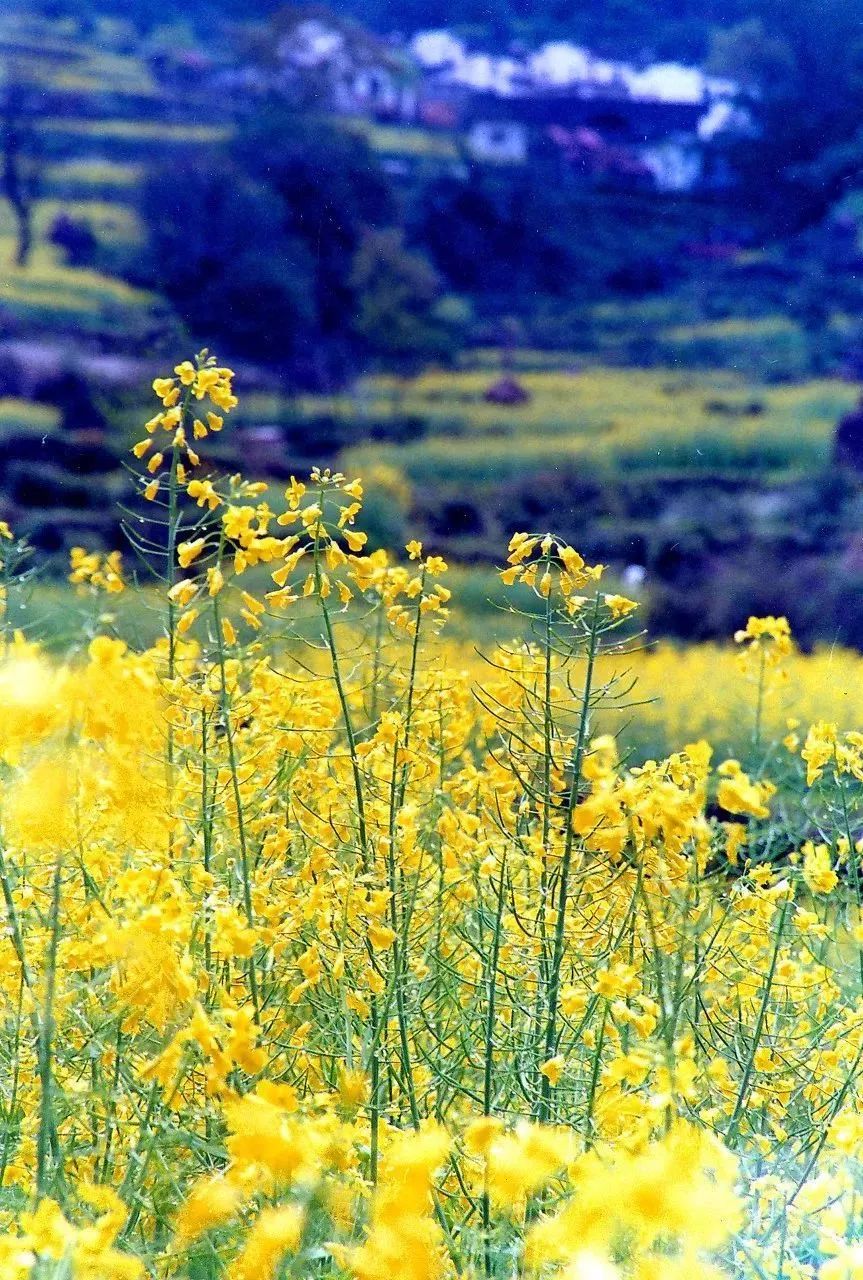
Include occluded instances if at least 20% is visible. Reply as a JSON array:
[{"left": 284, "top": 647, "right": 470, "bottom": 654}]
[{"left": 22, "top": 0, "right": 863, "bottom": 62}]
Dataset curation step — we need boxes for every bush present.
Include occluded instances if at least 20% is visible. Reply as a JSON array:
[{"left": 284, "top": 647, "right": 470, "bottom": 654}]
[{"left": 48, "top": 212, "right": 99, "bottom": 267}]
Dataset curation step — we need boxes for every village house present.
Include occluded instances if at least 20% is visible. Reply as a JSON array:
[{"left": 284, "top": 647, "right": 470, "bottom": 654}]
[
  {"left": 258, "top": 18, "right": 745, "bottom": 193},
  {"left": 456, "top": 87, "right": 706, "bottom": 187},
  {"left": 409, "top": 31, "right": 743, "bottom": 191}
]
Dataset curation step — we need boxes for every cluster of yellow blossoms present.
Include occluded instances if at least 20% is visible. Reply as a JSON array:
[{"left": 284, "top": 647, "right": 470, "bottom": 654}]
[
  {"left": 68, "top": 547, "right": 125, "bottom": 594},
  {"left": 1, "top": 357, "right": 863, "bottom": 1279},
  {"left": 131, "top": 355, "right": 234, "bottom": 502}
]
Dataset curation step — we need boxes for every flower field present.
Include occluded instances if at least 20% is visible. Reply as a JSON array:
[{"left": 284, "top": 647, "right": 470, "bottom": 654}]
[{"left": 4, "top": 356, "right": 863, "bottom": 1279}]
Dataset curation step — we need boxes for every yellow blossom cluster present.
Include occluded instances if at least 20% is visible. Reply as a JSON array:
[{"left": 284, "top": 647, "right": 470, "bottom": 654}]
[
  {"left": 68, "top": 547, "right": 125, "bottom": 594},
  {"left": 501, "top": 531, "right": 606, "bottom": 612},
  {"left": 734, "top": 613, "right": 795, "bottom": 666},
  {"left": 131, "top": 353, "right": 235, "bottom": 503}
]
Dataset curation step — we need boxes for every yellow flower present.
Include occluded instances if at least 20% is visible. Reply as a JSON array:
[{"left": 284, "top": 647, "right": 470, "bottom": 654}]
[
  {"left": 337, "top": 1068, "right": 368, "bottom": 1109},
  {"left": 604, "top": 594, "right": 638, "bottom": 619},
  {"left": 802, "top": 841, "right": 839, "bottom": 895},
  {"left": 539, "top": 1055, "right": 565, "bottom": 1087},
  {"left": 819, "top": 1242, "right": 863, "bottom": 1280},
  {"left": 724, "top": 822, "right": 747, "bottom": 867},
  {"left": 344, "top": 529, "right": 367, "bottom": 552},
  {"left": 716, "top": 759, "right": 775, "bottom": 819},
  {"left": 168, "top": 580, "right": 198, "bottom": 607},
  {"left": 801, "top": 721, "right": 839, "bottom": 785},
  {"left": 562, "top": 1252, "right": 621, "bottom": 1280},
  {"left": 152, "top": 376, "right": 176, "bottom": 403},
  {"left": 20, "top": 1200, "right": 75, "bottom": 1260},
  {"left": 367, "top": 922, "right": 396, "bottom": 951},
  {"left": 228, "top": 1206, "right": 304, "bottom": 1280},
  {"left": 487, "top": 1123, "right": 576, "bottom": 1209},
  {"left": 188, "top": 479, "right": 221, "bottom": 511},
  {"left": 177, "top": 538, "right": 206, "bottom": 569},
  {"left": 174, "top": 1175, "right": 243, "bottom": 1246},
  {"left": 174, "top": 360, "right": 197, "bottom": 386},
  {"left": 463, "top": 1115, "right": 504, "bottom": 1158},
  {"left": 560, "top": 986, "right": 588, "bottom": 1017},
  {"left": 177, "top": 606, "right": 198, "bottom": 634}
]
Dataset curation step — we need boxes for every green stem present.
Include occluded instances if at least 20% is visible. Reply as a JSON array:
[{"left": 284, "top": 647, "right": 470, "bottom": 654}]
[
  {"left": 212, "top": 593, "right": 260, "bottom": 1022},
  {"left": 725, "top": 892, "right": 790, "bottom": 1148},
  {"left": 538, "top": 593, "right": 602, "bottom": 1122},
  {"left": 482, "top": 855, "right": 507, "bottom": 1278},
  {"left": 36, "top": 856, "right": 62, "bottom": 1200}
]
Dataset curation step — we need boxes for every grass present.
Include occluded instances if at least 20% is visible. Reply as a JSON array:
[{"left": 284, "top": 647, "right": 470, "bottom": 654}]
[
  {"left": 0, "top": 400, "right": 59, "bottom": 432},
  {"left": 0, "top": 199, "right": 144, "bottom": 250},
  {"left": 0, "top": 14, "right": 159, "bottom": 101},
  {"left": 661, "top": 317, "right": 802, "bottom": 342},
  {"left": 2, "top": 581, "right": 165, "bottom": 654}
]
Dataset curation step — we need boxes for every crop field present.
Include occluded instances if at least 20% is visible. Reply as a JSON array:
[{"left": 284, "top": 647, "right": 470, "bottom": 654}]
[
  {"left": 0, "top": 199, "right": 144, "bottom": 252},
  {"left": 41, "top": 162, "right": 145, "bottom": 202},
  {"left": 343, "top": 119, "right": 461, "bottom": 160},
  {"left": 0, "top": 354, "right": 862, "bottom": 1278},
  {"left": 0, "top": 241, "right": 171, "bottom": 343},
  {"left": 290, "top": 365, "right": 857, "bottom": 485}
]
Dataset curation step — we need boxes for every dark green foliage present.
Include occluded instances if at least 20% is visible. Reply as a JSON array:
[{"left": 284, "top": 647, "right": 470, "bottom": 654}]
[
  {"left": 234, "top": 107, "right": 393, "bottom": 369},
  {"left": 133, "top": 107, "right": 471, "bottom": 384},
  {"left": 37, "top": 371, "right": 108, "bottom": 433},
  {"left": 709, "top": 1, "right": 863, "bottom": 234},
  {"left": 412, "top": 167, "right": 574, "bottom": 299},
  {"left": 409, "top": 170, "right": 706, "bottom": 307},
  {"left": 350, "top": 227, "right": 468, "bottom": 372},
  {"left": 134, "top": 161, "right": 314, "bottom": 365},
  {"left": 48, "top": 213, "right": 98, "bottom": 268}
]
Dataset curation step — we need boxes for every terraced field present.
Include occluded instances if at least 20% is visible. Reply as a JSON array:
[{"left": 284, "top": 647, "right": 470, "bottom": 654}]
[
  {"left": 292, "top": 364, "right": 858, "bottom": 484},
  {"left": 0, "top": 13, "right": 224, "bottom": 347}
]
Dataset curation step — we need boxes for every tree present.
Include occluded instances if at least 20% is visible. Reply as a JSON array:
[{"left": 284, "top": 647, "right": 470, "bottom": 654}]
[
  {"left": 136, "top": 162, "right": 315, "bottom": 366},
  {"left": 133, "top": 103, "right": 402, "bottom": 385},
  {"left": 231, "top": 103, "right": 394, "bottom": 383},
  {"left": 707, "top": 17, "right": 795, "bottom": 92},
  {"left": 234, "top": 103, "right": 392, "bottom": 324},
  {"left": 350, "top": 228, "right": 468, "bottom": 374},
  {"left": 709, "top": 2, "right": 863, "bottom": 235},
  {"left": 49, "top": 213, "right": 98, "bottom": 268},
  {"left": 0, "top": 65, "right": 44, "bottom": 267},
  {"left": 412, "top": 166, "right": 583, "bottom": 303}
]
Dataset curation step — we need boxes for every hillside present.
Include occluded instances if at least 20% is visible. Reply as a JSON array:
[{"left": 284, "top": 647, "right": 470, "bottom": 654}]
[
  {"left": 0, "top": 4, "right": 863, "bottom": 650},
  {"left": 11, "top": 0, "right": 863, "bottom": 61}
]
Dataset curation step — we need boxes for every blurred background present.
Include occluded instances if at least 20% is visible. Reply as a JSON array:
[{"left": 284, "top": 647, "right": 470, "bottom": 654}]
[{"left": 4, "top": 0, "right": 863, "bottom": 645}]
